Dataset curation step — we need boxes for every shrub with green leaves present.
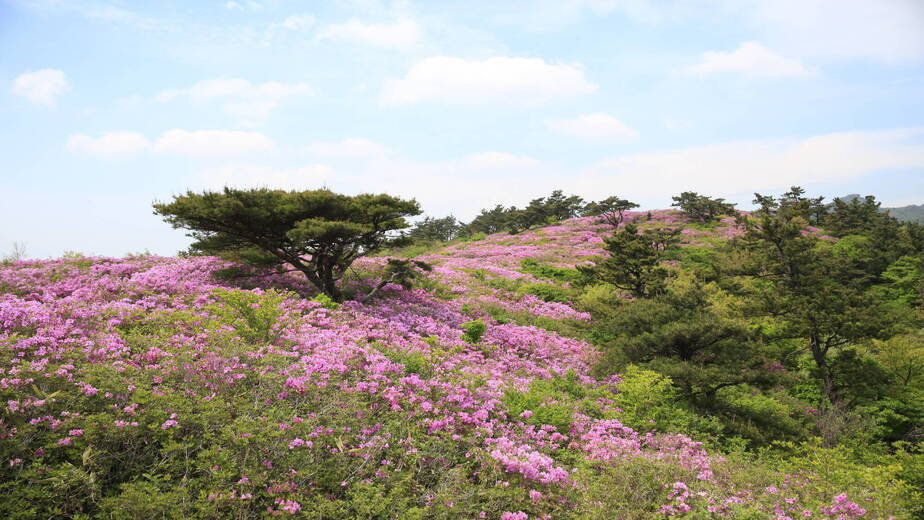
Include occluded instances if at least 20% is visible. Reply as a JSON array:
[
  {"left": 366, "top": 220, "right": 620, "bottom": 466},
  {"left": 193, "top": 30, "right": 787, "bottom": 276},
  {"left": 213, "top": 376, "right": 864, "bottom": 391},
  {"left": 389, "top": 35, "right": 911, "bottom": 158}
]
[{"left": 461, "top": 319, "right": 487, "bottom": 344}]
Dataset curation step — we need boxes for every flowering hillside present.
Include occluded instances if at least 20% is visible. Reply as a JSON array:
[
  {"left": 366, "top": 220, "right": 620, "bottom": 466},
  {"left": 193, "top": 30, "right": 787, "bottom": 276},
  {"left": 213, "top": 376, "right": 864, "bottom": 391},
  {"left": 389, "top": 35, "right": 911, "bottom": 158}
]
[{"left": 0, "top": 212, "right": 915, "bottom": 519}]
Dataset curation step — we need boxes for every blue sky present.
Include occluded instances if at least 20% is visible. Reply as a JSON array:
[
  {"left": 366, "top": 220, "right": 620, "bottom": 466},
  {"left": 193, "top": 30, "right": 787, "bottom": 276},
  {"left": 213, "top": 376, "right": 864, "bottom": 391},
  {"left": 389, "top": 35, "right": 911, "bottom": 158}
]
[{"left": 2, "top": 0, "right": 924, "bottom": 258}]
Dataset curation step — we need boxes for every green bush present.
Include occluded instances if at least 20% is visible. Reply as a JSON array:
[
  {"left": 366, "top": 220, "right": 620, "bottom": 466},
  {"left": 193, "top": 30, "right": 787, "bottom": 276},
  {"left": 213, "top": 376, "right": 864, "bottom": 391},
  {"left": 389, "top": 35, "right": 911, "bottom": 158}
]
[
  {"left": 520, "top": 258, "right": 582, "bottom": 283},
  {"left": 503, "top": 372, "right": 599, "bottom": 433},
  {"left": 610, "top": 365, "right": 721, "bottom": 438},
  {"left": 311, "top": 292, "right": 340, "bottom": 309},
  {"left": 523, "top": 283, "right": 570, "bottom": 303},
  {"left": 461, "top": 319, "right": 487, "bottom": 344},
  {"left": 207, "top": 288, "right": 291, "bottom": 344}
]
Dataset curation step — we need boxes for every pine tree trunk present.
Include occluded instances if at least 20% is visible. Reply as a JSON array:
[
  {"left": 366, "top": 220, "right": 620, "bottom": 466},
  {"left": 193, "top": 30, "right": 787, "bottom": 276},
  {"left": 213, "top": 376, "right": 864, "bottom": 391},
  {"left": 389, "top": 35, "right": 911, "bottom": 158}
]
[{"left": 810, "top": 336, "right": 838, "bottom": 405}]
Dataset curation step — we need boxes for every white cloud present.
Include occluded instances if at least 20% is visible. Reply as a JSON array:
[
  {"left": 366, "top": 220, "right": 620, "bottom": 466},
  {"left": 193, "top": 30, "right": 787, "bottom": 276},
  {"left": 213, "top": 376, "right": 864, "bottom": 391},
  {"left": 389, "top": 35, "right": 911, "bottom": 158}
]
[
  {"left": 197, "top": 164, "right": 333, "bottom": 190},
  {"left": 746, "top": 0, "right": 924, "bottom": 63},
  {"left": 271, "top": 14, "right": 315, "bottom": 31},
  {"left": 65, "top": 132, "right": 152, "bottom": 159},
  {"left": 224, "top": 1, "right": 263, "bottom": 10},
  {"left": 11, "top": 69, "right": 70, "bottom": 107},
  {"left": 584, "top": 128, "right": 924, "bottom": 196},
  {"left": 486, "top": 0, "right": 682, "bottom": 30},
  {"left": 545, "top": 113, "right": 639, "bottom": 142},
  {"left": 358, "top": 128, "right": 923, "bottom": 218},
  {"left": 310, "top": 155, "right": 552, "bottom": 220},
  {"left": 318, "top": 18, "right": 422, "bottom": 48},
  {"left": 683, "top": 41, "right": 808, "bottom": 78},
  {"left": 153, "top": 129, "right": 273, "bottom": 156},
  {"left": 65, "top": 129, "right": 274, "bottom": 158},
  {"left": 307, "top": 138, "right": 392, "bottom": 158},
  {"left": 155, "top": 78, "right": 313, "bottom": 124},
  {"left": 222, "top": 131, "right": 918, "bottom": 221},
  {"left": 465, "top": 151, "right": 542, "bottom": 169},
  {"left": 381, "top": 56, "right": 597, "bottom": 106}
]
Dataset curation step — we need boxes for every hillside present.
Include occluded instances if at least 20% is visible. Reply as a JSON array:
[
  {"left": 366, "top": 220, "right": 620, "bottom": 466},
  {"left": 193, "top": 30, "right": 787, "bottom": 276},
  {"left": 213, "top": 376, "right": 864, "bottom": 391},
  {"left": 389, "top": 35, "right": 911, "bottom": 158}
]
[
  {"left": 0, "top": 211, "right": 918, "bottom": 519},
  {"left": 887, "top": 204, "right": 924, "bottom": 224},
  {"left": 841, "top": 194, "right": 924, "bottom": 224}
]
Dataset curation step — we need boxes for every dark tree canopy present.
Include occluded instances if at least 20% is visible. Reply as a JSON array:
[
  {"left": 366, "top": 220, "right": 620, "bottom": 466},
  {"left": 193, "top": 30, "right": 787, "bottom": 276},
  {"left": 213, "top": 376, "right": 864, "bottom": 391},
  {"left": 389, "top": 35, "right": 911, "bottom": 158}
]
[
  {"left": 824, "top": 195, "right": 896, "bottom": 238},
  {"left": 583, "top": 196, "right": 639, "bottom": 227},
  {"left": 542, "top": 190, "right": 586, "bottom": 221},
  {"left": 591, "top": 279, "right": 780, "bottom": 419},
  {"left": 671, "top": 191, "right": 736, "bottom": 223},
  {"left": 464, "top": 205, "right": 511, "bottom": 235},
  {"left": 408, "top": 216, "right": 461, "bottom": 242},
  {"left": 736, "top": 188, "right": 892, "bottom": 405},
  {"left": 462, "top": 190, "right": 588, "bottom": 236},
  {"left": 153, "top": 187, "right": 421, "bottom": 301},
  {"left": 580, "top": 222, "right": 682, "bottom": 298}
]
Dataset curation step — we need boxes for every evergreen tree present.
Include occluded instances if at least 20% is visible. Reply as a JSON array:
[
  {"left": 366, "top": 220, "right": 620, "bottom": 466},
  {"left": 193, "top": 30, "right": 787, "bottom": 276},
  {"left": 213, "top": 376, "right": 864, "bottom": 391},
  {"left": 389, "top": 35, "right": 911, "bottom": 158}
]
[
  {"left": 824, "top": 195, "right": 889, "bottom": 237},
  {"left": 543, "top": 190, "right": 586, "bottom": 221},
  {"left": 583, "top": 196, "right": 639, "bottom": 228},
  {"left": 464, "top": 205, "right": 512, "bottom": 235},
  {"left": 671, "top": 192, "right": 736, "bottom": 223},
  {"left": 580, "top": 222, "right": 681, "bottom": 298},
  {"left": 737, "top": 189, "right": 891, "bottom": 405},
  {"left": 154, "top": 187, "right": 421, "bottom": 301},
  {"left": 409, "top": 216, "right": 461, "bottom": 242}
]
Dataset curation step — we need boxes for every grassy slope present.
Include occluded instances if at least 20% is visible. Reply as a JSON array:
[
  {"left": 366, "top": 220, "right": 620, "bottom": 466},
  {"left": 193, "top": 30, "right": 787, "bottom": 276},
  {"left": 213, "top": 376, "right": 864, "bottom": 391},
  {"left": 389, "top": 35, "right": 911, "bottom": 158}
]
[{"left": 0, "top": 211, "right": 917, "bottom": 519}]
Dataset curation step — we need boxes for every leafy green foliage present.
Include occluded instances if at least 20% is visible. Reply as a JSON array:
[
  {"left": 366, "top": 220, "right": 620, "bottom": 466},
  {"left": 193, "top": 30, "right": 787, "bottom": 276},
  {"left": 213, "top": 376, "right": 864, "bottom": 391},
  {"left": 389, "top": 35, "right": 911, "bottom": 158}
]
[
  {"left": 153, "top": 187, "right": 421, "bottom": 301},
  {"left": 408, "top": 215, "right": 461, "bottom": 242},
  {"left": 461, "top": 319, "right": 486, "bottom": 344},
  {"left": 7, "top": 185, "right": 924, "bottom": 518},
  {"left": 737, "top": 188, "right": 896, "bottom": 405},
  {"left": 463, "top": 190, "right": 586, "bottom": 235},
  {"left": 463, "top": 205, "right": 510, "bottom": 235},
  {"left": 671, "top": 191, "right": 736, "bottom": 222},
  {"left": 207, "top": 287, "right": 290, "bottom": 344},
  {"left": 519, "top": 258, "right": 582, "bottom": 283},
  {"left": 523, "top": 283, "right": 570, "bottom": 303},
  {"left": 370, "top": 259, "right": 433, "bottom": 301},
  {"left": 824, "top": 195, "right": 892, "bottom": 237},
  {"left": 582, "top": 196, "right": 639, "bottom": 228},
  {"left": 610, "top": 365, "right": 722, "bottom": 437},
  {"left": 589, "top": 277, "right": 788, "bottom": 442},
  {"left": 310, "top": 292, "right": 340, "bottom": 309},
  {"left": 579, "top": 222, "right": 681, "bottom": 298}
]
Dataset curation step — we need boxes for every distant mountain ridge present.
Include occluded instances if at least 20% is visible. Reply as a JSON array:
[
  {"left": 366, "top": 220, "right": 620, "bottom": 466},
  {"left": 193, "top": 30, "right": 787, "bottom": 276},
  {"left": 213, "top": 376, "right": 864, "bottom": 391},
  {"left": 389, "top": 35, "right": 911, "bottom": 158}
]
[{"left": 840, "top": 193, "right": 924, "bottom": 224}]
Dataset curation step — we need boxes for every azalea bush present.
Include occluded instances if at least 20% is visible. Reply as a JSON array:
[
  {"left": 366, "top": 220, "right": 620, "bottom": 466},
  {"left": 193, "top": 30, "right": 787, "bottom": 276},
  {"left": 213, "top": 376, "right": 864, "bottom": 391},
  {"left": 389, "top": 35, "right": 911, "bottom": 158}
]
[{"left": 1, "top": 209, "right": 921, "bottom": 518}]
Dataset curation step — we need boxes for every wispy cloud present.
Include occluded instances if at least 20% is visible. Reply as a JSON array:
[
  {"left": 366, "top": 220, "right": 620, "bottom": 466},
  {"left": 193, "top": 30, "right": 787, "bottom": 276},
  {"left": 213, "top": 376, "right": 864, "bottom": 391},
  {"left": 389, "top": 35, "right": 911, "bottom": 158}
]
[
  {"left": 155, "top": 78, "right": 313, "bottom": 125},
  {"left": 196, "top": 164, "right": 333, "bottom": 191},
  {"left": 306, "top": 138, "right": 393, "bottom": 158},
  {"left": 381, "top": 56, "right": 597, "bottom": 106},
  {"left": 745, "top": 0, "right": 924, "bottom": 63},
  {"left": 465, "top": 152, "right": 542, "bottom": 169},
  {"left": 66, "top": 129, "right": 274, "bottom": 158},
  {"left": 682, "top": 41, "right": 808, "bottom": 78},
  {"left": 546, "top": 113, "right": 639, "bottom": 142},
  {"left": 269, "top": 14, "right": 315, "bottom": 31},
  {"left": 318, "top": 18, "right": 422, "bottom": 48},
  {"left": 11, "top": 69, "right": 70, "bottom": 107},
  {"left": 66, "top": 131, "right": 151, "bottom": 159},
  {"left": 586, "top": 128, "right": 924, "bottom": 196}
]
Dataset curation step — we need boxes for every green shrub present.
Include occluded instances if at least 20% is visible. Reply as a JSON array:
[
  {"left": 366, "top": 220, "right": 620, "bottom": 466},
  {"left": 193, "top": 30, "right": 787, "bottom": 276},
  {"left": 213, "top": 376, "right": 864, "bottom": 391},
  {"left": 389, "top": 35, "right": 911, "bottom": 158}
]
[
  {"left": 461, "top": 319, "right": 487, "bottom": 344},
  {"left": 519, "top": 258, "right": 582, "bottom": 283},
  {"left": 611, "top": 365, "right": 722, "bottom": 438},
  {"left": 207, "top": 288, "right": 290, "bottom": 344},
  {"left": 502, "top": 372, "right": 599, "bottom": 433},
  {"left": 523, "top": 283, "right": 569, "bottom": 303},
  {"left": 460, "top": 232, "right": 487, "bottom": 242},
  {"left": 311, "top": 292, "right": 340, "bottom": 309}
]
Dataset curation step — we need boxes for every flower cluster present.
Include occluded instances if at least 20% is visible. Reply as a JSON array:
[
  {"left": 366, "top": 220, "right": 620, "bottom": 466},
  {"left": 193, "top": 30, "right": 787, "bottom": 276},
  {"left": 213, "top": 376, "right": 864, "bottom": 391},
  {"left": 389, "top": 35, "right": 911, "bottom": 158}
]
[{"left": 0, "top": 212, "right": 902, "bottom": 518}]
